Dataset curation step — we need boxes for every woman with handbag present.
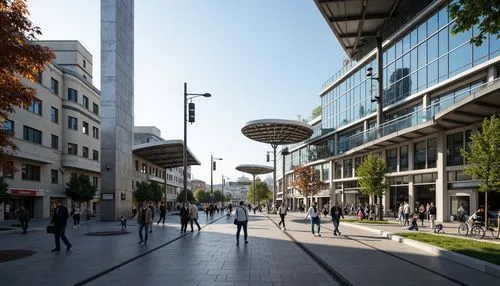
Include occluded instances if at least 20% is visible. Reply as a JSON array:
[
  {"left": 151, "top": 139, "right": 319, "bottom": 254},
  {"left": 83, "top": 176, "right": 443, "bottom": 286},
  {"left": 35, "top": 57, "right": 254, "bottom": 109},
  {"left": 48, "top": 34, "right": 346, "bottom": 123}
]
[{"left": 234, "top": 201, "right": 248, "bottom": 245}]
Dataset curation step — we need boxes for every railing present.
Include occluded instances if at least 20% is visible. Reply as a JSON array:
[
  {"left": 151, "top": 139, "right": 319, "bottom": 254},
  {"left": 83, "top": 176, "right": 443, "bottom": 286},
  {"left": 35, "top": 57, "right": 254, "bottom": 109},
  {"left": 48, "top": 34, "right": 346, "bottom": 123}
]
[{"left": 321, "top": 60, "right": 357, "bottom": 90}]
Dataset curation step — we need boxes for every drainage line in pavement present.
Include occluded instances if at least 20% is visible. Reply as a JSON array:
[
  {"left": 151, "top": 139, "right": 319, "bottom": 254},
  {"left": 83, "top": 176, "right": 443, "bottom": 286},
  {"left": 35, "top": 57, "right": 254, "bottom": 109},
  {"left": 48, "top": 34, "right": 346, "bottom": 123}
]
[
  {"left": 73, "top": 215, "right": 226, "bottom": 286},
  {"left": 265, "top": 214, "right": 353, "bottom": 286},
  {"left": 321, "top": 224, "right": 470, "bottom": 286}
]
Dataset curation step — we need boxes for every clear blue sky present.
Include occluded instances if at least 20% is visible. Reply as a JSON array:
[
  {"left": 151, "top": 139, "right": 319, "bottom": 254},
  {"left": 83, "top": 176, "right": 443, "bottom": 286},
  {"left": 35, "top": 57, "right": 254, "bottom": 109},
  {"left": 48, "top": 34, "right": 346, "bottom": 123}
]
[{"left": 27, "top": 0, "right": 344, "bottom": 184}]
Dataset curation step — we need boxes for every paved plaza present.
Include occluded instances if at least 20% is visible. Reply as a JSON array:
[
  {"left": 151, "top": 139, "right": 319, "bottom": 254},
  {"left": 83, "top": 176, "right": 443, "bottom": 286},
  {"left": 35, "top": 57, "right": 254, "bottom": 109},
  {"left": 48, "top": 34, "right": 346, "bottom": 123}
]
[{"left": 1, "top": 211, "right": 499, "bottom": 286}]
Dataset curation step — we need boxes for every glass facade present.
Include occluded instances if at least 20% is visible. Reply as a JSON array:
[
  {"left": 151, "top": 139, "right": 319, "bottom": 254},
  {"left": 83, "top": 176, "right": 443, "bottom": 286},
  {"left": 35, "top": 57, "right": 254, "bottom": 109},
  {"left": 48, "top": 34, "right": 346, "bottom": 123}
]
[{"left": 321, "top": 2, "right": 500, "bottom": 132}]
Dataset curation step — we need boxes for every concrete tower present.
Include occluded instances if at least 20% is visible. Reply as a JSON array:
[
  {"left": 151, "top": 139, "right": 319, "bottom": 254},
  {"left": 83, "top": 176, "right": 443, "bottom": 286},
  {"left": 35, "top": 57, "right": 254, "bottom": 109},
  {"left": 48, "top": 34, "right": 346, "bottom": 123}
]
[{"left": 100, "top": 0, "right": 134, "bottom": 220}]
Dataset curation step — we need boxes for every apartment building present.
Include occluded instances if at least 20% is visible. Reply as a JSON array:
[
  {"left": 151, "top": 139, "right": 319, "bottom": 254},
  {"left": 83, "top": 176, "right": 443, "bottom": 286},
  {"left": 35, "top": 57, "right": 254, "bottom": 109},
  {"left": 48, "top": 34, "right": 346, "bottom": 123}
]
[
  {"left": 0, "top": 41, "right": 101, "bottom": 220},
  {"left": 278, "top": 0, "right": 500, "bottom": 222}
]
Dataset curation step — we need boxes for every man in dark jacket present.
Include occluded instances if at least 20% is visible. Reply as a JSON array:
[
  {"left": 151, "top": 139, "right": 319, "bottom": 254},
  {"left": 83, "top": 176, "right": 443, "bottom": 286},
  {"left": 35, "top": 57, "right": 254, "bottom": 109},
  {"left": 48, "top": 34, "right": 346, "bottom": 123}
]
[
  {"left": 51, "top": 200, "right": 72, "bottom": 252},
  {"left": 330, "top": 202, "right": 344, "bottom": 236},
  {"left": 18, "top": 206, "right": 30, "bottom": 234},
  {"left": 157, "top": 202, "right": 166, "bottom": 225}
]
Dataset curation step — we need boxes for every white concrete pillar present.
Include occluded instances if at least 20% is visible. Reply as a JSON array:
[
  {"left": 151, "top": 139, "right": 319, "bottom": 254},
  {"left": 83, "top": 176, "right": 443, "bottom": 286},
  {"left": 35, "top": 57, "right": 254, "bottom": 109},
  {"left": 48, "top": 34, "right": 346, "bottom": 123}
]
[
  {"left": 408, "top": 141, "right": 415, "bottom": 171},
  {"left": 435, "top": 131, "right": 448, "bottom": 222},
  {"left": 42, "top": 195, "right": 50, "bottom": 218},
  {"left": 408, "top": 181, "right": 414, "bottom": 213},
  {"left": 488, "top": 66, "right": 497, "bottom": 82}
]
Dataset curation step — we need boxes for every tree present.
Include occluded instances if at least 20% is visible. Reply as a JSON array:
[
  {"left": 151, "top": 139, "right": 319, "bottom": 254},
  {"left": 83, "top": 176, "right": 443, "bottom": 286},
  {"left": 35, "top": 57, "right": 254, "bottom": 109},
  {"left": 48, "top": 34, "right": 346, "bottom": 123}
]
[
  {"left": 133, "top": 181, "right": 150, "bottom": 202},
  {"left": 356, "top": 153, "right": 388, "bottom": 220},
  {"left": 193, "top": 189, "right": 208, "bottom": 203},
  {"left": 0, "top": 0, "right": 55, "bottom": 156},
  {"left": 149, "top": 182, "right": 164, "bottom": 203},
  {"left": 449, "top": 0, "right": 500, "bottom": 46},
  {"left": 462, "top": 115, "right": 500, "bottom": 229},
  {"left": 176, "top": 189, "right": 194, "bottom": 204},
  {"left": 293, "top": 165, "right": 323, "bottom": 208},
  {"left": 65, "top": 174, "right": 97, "bottom": 204},
  {"left": 212, "top": 190, "right": 224, "bottom": 202},
  {"left": 312, "top": 106, "right": 322, "bottom": 119},
  {"left": 246, "top": 179, "right": 272, "bottom": 204},
  {"left": 0, "top": 176, "right": 10, "bottom": 202}
]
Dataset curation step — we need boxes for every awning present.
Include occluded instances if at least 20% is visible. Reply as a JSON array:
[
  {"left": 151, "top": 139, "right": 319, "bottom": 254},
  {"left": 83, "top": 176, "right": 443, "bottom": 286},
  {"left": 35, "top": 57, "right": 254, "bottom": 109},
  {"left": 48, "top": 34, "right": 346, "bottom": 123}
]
[{"left": 132, "top": 140, "right": 201, "bottom": 169}]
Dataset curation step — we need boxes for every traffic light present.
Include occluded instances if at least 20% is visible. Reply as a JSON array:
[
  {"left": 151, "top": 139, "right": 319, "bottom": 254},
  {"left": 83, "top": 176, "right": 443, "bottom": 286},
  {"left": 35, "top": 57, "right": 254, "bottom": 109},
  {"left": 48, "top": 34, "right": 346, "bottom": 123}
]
[
  {"left": 188, "top": 102, "right": 195, "bottom": 123},
  {"left": 266, "top": 153, "right": 270, "bottom": 162}
]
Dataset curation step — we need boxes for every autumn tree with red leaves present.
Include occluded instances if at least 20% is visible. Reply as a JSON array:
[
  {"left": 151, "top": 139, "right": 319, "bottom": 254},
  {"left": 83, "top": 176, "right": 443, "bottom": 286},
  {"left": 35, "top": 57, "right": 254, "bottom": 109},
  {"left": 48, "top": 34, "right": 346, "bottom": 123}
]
[
  {"left": 293, "top": 165, "right": 323, "bottom": 208},
  {"left": 0, "top": 0, "right": 54, "bottom": 157}
]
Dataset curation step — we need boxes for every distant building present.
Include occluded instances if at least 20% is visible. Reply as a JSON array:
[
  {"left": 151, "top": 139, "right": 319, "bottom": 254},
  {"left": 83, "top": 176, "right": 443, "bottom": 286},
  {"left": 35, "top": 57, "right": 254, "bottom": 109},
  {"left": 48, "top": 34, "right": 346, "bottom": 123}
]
[{"left": 191, "top": 179, "right": 206, "bottom": 192}]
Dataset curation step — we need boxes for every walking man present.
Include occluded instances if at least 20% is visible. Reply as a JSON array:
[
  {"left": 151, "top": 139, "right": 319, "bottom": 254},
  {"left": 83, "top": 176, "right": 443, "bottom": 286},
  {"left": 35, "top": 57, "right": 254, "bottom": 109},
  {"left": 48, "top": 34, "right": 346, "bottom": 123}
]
[
  {"left": 157, "top": 202, "right": 166, "bottom": 225},
  {"left": 137, "top": 202, "right": 152, "bottom": 245},
  {"left": 235, "top": 201, "right": 248, "bottom": 245},
  {"left": 330, "top": 202, "right": 344, "bottom": 236},
  {"left": 277, "top": 203, "right": 287, "bottom": 230},
  {"left": 51, "top": 200, "right": 72, "bottom": 252},
  {"left": 180, "top": 203, "right": 189, "bottom": 233},
  {"left": 189, "top": 201, "right": 201, "bottom": 232},
  {"left": 403, "top": 201, "right": 410, "bottom": 226},
  {"left": 148, "top": 202, "right": 155, "bottom": 233},
  {"left": 18, "top": 206, "right": 29, "bottom": 234},
  {"left": 429, "top": 202, "right": 437, "bottom": 232}
]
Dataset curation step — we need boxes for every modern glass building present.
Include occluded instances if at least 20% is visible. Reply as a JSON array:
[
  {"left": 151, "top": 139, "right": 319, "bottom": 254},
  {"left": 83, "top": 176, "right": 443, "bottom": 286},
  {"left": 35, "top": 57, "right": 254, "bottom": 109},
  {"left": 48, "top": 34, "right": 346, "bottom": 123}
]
[{"left": 277, "top": 0, "right": 500, "bottom": 222}]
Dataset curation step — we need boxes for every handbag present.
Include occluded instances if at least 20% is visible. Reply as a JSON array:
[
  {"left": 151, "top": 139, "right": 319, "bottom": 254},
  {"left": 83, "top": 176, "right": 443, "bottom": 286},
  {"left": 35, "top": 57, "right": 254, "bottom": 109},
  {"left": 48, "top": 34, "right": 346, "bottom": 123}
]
[
  {"left": 46, "top": 225, "right": 55, "bottom": 234},
  {"left": 233, "top": 218, "right": 239, "bottom": 225}
]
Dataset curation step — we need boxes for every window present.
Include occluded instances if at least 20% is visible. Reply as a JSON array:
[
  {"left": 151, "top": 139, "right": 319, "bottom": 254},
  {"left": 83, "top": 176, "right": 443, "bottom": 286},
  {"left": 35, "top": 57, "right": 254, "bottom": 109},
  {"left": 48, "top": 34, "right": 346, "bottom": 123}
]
[
  {"left": 2, "top": 161, "right": 14, "bottom": 178},
  {"left": 92, "top": 126, "right": 99, "bottom": 139},
  {"left": 354, "top": 157, "right": 362, "bottom": 175},
  {"left": 92, "top": 176, "right": 98, "bottom": 188},
  {"left": 82, "top": 95, "right": 89, "bottom": 109},
  {"left": 427, "top": 138, "right": 437, "bottom": 168},
  {"left": 23, "top": 126, "right": 42, "bottom": 144},
  {"left": 83, "top": 59, "right": 86, "bottom": 68},
  {"left": 22, "top": 164, "right": 40, "bottom": 181},
  {"left": 414, "top": 141, "right": 427, "bottom": 170},
  {"left": 343, "top": 158, "right": 353, "bottom": 178},
  {"left": 1, "top": 119, "right": 14, "bottom": 133},
  {"left": 82, "top": 146, "right": 89, "bottom": 158},
  {"left": 28, "top": 99, "right": 42, "bottom": 115},
  {"left": 51, "top": 134, "right": 59, "bottom": 149},
  {"left": 68, "top": 88, "right": 78, "bottom": 102},
  {"left": 399, "top": 146, "right": 408, "bottom": 171},
  {"left": 334, "top": 161, "right": 342, "bottom": 179},
  {"left": 93, "top": 103, "right": 99, "bottom": 115},
  {"left": 51, "top": 169, "right": 58, "bottom": 184},
  {"left": 68, "top": 143, "right": 78, "bottom": 155},
  {"left": 50, "top": 107, "right": 58, "bottom": 123},
  {"left": 135, "top": 160, "right": 139, "bottom": 171},
  {"left": 141, "top": 163, "right": 147, "bottom": 174},
  {"left": 447, "top": 132, "right": 464, "bottom": 166},
  {"left": 92, "top": 150, "right": 99, "bottom": 161},
  {"left": 68, "top": 116, "right": 78, "bottom": 130},
  {"left": 82, "top": 121, "right": 89, "bottom": 135},
  {"left": 50, "top": 78, "right": 59, "bottom": 95},
  {"left": 386, "top": 148, "right": 397, "bottom": 172}
]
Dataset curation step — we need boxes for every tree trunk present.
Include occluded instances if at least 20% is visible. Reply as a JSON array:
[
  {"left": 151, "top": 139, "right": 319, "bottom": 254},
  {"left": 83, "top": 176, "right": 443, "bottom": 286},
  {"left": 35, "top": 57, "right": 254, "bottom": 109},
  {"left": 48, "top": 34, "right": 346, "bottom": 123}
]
[
  {"left": 485, "top": 192, "right": 488, "bottom": 228},
  {"left": 378, "top": 195, "right": 383, "bottom": 221}
]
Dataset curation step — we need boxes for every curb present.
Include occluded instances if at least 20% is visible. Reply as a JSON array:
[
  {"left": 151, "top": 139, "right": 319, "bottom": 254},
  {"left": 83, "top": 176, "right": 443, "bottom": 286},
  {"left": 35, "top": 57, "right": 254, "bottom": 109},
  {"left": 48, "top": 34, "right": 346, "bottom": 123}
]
[
  {"left": 343, "top": 222, "right": 500, "bottom": 279},
  {"left": 0, "top": 228, "right": 44, "bottom": 236}
]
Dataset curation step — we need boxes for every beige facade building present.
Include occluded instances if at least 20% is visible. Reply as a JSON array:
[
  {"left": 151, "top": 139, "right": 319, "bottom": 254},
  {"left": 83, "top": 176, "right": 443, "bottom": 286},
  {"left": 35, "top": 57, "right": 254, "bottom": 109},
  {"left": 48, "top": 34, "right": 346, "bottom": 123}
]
[{"left": 0, "top": 41, "right": 101, "bottom": 220}]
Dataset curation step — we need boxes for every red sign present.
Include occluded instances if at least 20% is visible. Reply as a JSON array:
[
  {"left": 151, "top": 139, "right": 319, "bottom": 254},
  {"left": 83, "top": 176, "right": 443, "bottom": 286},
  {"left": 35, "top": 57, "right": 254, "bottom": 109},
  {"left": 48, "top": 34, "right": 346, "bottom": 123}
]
[{"left": 10, "top": 189, "right": 37, "bottom": 196}]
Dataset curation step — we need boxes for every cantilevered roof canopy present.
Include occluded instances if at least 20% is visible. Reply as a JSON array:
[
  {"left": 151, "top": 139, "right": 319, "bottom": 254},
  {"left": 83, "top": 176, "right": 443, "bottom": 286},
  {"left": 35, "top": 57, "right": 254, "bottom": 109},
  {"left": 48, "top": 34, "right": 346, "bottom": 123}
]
[
  {"left": 241, "top": 119, "right": 313, "bottom": 146},
  {"left": 314, "top": 0, "right": 417, "bottom": 58},
  {"left": 132, "top": 140, "right": 201, "bottom": 169},
  {"left": 236, "top": 164, "right": 274, "bottom": 176}
]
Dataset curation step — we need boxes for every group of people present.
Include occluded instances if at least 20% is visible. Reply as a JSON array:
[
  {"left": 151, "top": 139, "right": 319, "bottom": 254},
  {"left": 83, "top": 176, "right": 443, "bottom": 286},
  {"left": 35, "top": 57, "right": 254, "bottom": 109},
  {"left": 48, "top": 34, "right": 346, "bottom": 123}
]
[{"left": 397, "top": 201, "right": 437, "bottom": 231}]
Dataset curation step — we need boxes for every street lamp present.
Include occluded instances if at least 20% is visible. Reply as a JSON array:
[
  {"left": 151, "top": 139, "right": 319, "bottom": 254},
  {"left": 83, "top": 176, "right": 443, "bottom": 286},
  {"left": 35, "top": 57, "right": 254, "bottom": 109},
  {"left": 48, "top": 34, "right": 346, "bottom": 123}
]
[
  {"left": 210, "top": 155, "right": 223, "bottom": 201},
  {"left": 281, "top": 147, "right": 289, "bottom": 207},
  {"left": 183, "top": 82, "right": 211, "bottom": 204},
  {"left": 222, "top": 174, "right": 229, "bottom": 205}
]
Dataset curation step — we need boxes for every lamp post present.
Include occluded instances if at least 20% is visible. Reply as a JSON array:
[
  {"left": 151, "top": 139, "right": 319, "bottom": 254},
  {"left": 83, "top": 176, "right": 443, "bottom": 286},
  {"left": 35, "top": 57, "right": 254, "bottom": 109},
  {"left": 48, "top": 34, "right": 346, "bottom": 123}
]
[
  {"left": 183, "top": 82, "right": 211, "bottom": 204},
  {"left": 210, "top": 155, "right": 223, "bottom": 202},
  {"left": 281, "top": 147, "right": 289, "bottom": 207},
  {"left": 222, "top": 174, "right": 229, "bottom": 206}
]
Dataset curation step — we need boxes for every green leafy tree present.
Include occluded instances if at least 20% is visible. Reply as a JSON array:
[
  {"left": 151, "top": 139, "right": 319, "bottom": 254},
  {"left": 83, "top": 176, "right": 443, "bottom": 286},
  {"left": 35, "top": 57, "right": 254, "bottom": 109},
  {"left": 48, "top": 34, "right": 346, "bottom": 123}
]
[
  {"left": 224, "top": 192, "right": 232, "bottom": 202},
  {"left": 312, "top": 106, "right": 322, "bottom": 118},
  {"left": 212, "top": 190, "right": 225, "bottom": 202},
  {"left": 356, "top": 153, "right": 388, "bottom": 220},
  {"left": 246, "top": 179, "right": 272, "bottom": 204},
  {"left": 149, "top": 182, "right": 164, "bottom": 203},
  {"left": 0, "top": 176, "right": 10, "bottom": 202},
  {"left": 65, "top": 174, "right": 97, "bottom": 203},
  {"left": 461, "top": 115, "right": 500, "bottom": 228},
  {"left": 176, "top": 189, "right": 194, "bottom": 203},
  {"left": 449, "top": 0, "right": 500, "bottom": 46},
  {"left": 133, "top": 181, "right": 150, "bottom": 202},
  {"left": 193, "top": 189, "right": 208, "bottom": 203},
  {"left": 293, "top": 165, "right": 323, "bottom": 208}
]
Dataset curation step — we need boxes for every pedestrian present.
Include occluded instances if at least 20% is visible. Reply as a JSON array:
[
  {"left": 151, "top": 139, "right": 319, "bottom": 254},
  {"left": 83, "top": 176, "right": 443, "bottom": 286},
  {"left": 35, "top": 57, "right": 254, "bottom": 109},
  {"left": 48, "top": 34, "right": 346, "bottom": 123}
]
[
  {"left": 71, "top": 205, "right": 80, "bottom": 228},
  {"left": 429, "top": 202, "right": 437, "bottom": 232},
  {"left": 277, "top": 203, "right": 287, "bottom": 230},
  {"left": 180, "top": 203, "right": 189, "bottom": 233},
  {"left": 408, "top": 212, "right": 419, "bottom": 231},
  {"left": 418, "top": 204, "right": 426, "bottom": 226},
  {"left": 18, "top": 206, "right": 29, "bottom": 234},
  {"left": 120, "top": 215, "right": 127, "bottom": 230},
  {"left": 51, "top": 200, "right": 72, "bottom": 252},
  {"left": 157, "top": 202, "right": 166, "bottom": 225},
  {"left": 235, "top": 201, "right": 248, "bottom": 245},
  {"left": 189, "top": 201, "right": 201, "bottom": 232},
  {"left": 397, "top": 203, "right": 404, "bottom": 224},
  {"left": 305, "top": 202, "right": 321, "bottom": 237},
  {"left": 403, "top": 201, "right": 410, "bottom": 226},
  {"left": 330, "top": 202, "right": 344, "bottom": 236},
  {"left": 148, "top": 202, "right": 155, "bottom": 233},
  {"left": 137, "top": 202, "right": 152, "bottom": 245}
]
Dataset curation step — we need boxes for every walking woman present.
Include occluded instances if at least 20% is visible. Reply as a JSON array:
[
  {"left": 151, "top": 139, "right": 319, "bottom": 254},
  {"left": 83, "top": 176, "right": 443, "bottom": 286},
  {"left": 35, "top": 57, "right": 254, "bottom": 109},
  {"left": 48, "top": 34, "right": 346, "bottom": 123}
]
[
  {"left": 235, "top": 201, "right": 248, "bottom": 245},
  {"left": 305, "top": 202, "right": 321, "bottom": 237},
  {"left": 277, "top": 203, "right": 287, "bottom": 231}
]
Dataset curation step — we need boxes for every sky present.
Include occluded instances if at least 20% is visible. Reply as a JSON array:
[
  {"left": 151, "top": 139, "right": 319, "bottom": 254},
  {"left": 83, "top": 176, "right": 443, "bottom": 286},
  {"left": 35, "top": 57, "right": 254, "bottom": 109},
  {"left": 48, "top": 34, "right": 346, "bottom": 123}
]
[{"left": 27, "top": 0, "right": 344, "bottom": 185}]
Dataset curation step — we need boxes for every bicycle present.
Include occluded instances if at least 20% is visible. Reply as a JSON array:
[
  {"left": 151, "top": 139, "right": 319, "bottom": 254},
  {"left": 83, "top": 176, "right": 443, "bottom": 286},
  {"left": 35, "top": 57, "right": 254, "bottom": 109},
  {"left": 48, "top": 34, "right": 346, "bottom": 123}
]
[{"left": 457, "top": 220, "right": 486, "bottom": 239}]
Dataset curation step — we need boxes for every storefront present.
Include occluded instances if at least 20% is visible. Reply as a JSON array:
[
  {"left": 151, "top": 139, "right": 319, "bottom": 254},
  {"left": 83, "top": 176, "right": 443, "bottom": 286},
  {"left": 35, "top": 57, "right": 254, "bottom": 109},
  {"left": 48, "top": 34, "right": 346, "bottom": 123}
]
[
  {"left": 389, "top": 186, "right": 409, "bottom": 218},
  {"left": 414, "top": 184, "right": 436, "bottom": 212},
  {"left": 3, "top": 189, "right": 37, "bottom": 220}
]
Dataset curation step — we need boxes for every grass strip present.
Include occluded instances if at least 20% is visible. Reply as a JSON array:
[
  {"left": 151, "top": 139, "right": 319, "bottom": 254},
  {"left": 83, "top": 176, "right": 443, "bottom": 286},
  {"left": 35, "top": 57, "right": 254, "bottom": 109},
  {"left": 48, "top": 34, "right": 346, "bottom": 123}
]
[
  {"left": 397, "top": 232, "right": 500, "bottom": 265},
  {"left": 341, "top": 219, "right": 390, "bottom": 224}
]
